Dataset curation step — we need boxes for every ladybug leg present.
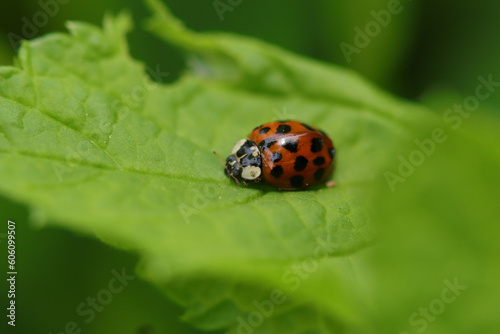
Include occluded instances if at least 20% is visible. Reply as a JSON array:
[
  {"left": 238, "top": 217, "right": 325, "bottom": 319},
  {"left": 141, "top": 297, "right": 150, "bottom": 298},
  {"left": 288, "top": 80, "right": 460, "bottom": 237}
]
[
  {"left": 227, "top": 173, "right": 240, "bottom": 185},
  {"left": 243, "top": 180, "right": 249, "bottom": 187},
  {"left": 232, "top": 176, "right": 240, "bottom": 185}
]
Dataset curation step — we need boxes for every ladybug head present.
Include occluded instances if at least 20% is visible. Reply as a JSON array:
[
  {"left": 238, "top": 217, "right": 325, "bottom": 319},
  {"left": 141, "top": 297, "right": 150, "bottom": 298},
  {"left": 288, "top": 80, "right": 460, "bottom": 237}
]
[
  {"left": 224, "top": 154, "right": 242, "bottom": 179},
  {"left": 224, "top": 139, "right": 262, "bottom": 184}
]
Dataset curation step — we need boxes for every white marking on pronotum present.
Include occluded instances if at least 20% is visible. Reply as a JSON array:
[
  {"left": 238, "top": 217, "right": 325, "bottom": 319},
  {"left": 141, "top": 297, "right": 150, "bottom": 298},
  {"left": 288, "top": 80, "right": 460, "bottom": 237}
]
[
  {"left": 241, "top": 166, "right": 261, "bottom": 180},
  {"left": 231, "top": 139, "right": 247, "bottom": 154}
]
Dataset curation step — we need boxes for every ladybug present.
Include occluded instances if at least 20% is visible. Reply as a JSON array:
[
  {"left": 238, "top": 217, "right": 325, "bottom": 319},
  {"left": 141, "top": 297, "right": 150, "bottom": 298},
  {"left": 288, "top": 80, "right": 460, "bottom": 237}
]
[{"left": 219, "top": 120, "right": 335, "bottom": 190}]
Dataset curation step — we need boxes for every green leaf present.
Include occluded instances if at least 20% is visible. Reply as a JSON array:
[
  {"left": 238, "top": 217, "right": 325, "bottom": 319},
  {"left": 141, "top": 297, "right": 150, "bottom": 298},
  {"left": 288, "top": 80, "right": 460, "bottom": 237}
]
[
  {"left": 0, "top": 1, "right": 435, "bottom": 332},
  {"left": 369, "top": 116, "right": 500, "bottom": 333}
]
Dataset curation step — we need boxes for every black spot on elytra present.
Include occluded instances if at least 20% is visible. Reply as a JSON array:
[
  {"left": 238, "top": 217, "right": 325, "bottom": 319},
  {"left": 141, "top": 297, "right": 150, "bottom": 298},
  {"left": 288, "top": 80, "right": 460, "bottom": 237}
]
[
  {"left": 276, "top": 124, "right": 292, "bottom": 134},
  {"left": 294, "top": 156, "right": 308, "bottom": 171},
  {"left": 311, "top": 138, "right": 323, "bottom": 153},
  {"left": 283, "top": 139, "right": 298, "bottom": 153},
  {"left": 266, "top": 140, "right": 276, "bottom": 148},
  {"left": 290, "top": 175, "right": 304, "bottom": 188},
  {"left": 259, "top": 127, "right": 271, "bottom": 134},
  {"left": 252, "top": 124, "right": 263, "bottom": 131},
  {"left": 271, "top": 152, "right": 282, "bottom": 162},
  {"left": 314, "top": 168, "right": 325, "bottom": 181},
  {"left": 329, "top": 148, "right": 335, "bottom": 159},
  {"left": 313, "top": 156, "right": 325, "bottom": 166},
  {"left": 270, "top": 166, "right": 284, "bottom": 178},
  {"left": 301, "top": 123, "right": 315, "bottom": 131},
  {"left": 258, "top": 139, "right": 277, "bottom": 150}
]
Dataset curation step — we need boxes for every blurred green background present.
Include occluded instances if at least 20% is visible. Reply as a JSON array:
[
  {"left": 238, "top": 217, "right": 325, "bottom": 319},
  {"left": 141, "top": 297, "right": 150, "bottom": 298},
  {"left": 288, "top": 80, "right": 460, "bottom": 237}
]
[
  {"left": 3, "top": 0, "right": 500, "bottom": 102},
  {"left": 1, "top": 0, "right": 499, "bottom": 333}
]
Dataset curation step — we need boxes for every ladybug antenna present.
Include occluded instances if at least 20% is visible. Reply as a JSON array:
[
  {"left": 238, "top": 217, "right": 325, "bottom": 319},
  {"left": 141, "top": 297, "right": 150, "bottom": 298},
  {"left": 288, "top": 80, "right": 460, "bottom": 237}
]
[{"left": 213, "top": 151, "right": 225, "bottom": 165}]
